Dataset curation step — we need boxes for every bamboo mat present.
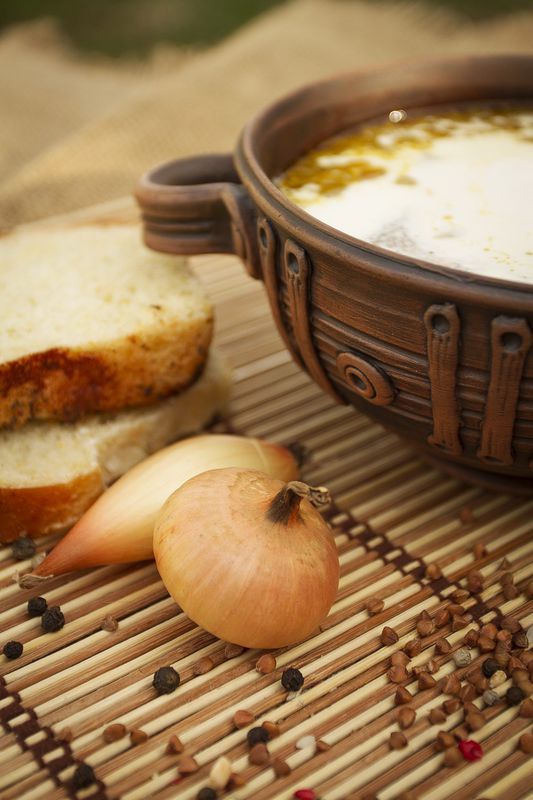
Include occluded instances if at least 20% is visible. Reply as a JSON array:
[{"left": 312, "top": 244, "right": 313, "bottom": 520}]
[{"left": 1, "top": 206, "right": 532, "bottom": 800}]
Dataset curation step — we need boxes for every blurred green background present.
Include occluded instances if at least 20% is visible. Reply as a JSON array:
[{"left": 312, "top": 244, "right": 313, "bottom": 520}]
[{"left": 0, "top": 0, "right": 532, "bottom": 57}]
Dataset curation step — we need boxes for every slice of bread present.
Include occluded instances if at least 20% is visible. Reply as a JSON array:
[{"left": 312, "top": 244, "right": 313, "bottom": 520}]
[
  {"left": 0, "top": 223, "right": 213, "bottom": 428},
  {"left": 0, "top": 350, "right": 231, "bottom": 542}
]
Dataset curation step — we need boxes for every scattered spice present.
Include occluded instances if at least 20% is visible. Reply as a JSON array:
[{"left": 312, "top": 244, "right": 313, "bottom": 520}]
[
  {"left": 520, "top": 698, "right": 533, "bottom": 717},
  {"left": 103, "top": 723, "right": 126, "bottom": 743},
  {"left": 500, "top": 571, "right": 514, "bottom": 586},
  {"left": 467, "top": 570, "right": 484, "bottom": 593},
  {"left": 197, "top": 788, "right": 218, "bottom": 800},
  {"left": 443, "top": 747, "right": 462, "bottom": 766},
  {"left": 281, "top": 667, "right": 304, "bottom": 692},
  {"left": 389, "top": 731, "right": 408, "bottom": 750},
  {"left": 388, "top": 665, "right": 409, "bottom": 683},
  {"left": 3, "top": 641, "right": 23, "bottom": 660},
  {"left": 473, "top": 543, "right": 487, "bottom": 560},
  {"left": 395, "top": 686, "right": 413, "bottom": 705},
  {"left": 233, "top": 710, "right": 254, "bottom": 729},
  {"left": 404, "top": 639, "right": 422, "bottom": 658},
  {"left": 209, "top": 756, "right": 232, "bottom": 790},
  {"left": 256, "top": 654, "right": 277, "bottom": 674},
  {"left": 512, "top": 631, "right": 528, "bottom": 649},
  {"left": 458, "top": 739, "right": 483, "bottom": 761},
  {"left": 380, "top": 626, "right": 399, "bottom": 646},
  {"left": 391, "top": 651, "right": 409, "bottom": 667},
  {"left": 435, "top": 731, "right": 455, "bottom": 750},
  {"left": 429, "top": 708, "right": 446, "bottom": 725},
  {"left": 418, "top": 672, "right": 437, "bottom": 690},
  {"left": 416, "top": 618, "right": 434, "bottom": 638},
  {"left": 296, "top": 735, "right": 316, "bottom": 750},
  {"left": 166, "top": 734, "right": 184, "bottom": 754},
  {"left": 12, "top": 536, "right": 36, "bottom": 560},
  {"left": 453, "top": 648, "right": 471, "bottom": 667},
  {"left": 440, "top": 674, "right": 461, "bottom": 695},
  {"left": 459, "top": 506, "right": 474, "bottom": 524},
  {"left": 501, "top": 616, "right": 521, "bottom": 634},
  {"left": 489, "top": 670, "right": 507, "bottom": 689},
  {"left": 451, "top": 615, "right": 469, "bottom": 632},
  {"left": 425, "top": 563, "right": 442, "bottom": 580},
  {"left": 503, "top": 584, "right": 519, "bottom": 600},
  {"left": 397, "top": 707, "right": 416, "bottom": 729},
  {"left": 293, "top": 790, "right": 317, "bottom": 800},
  {"left": 435, "top": 638, "right": 452, "bottom": 655},
  {"left": 72, "top": 763, "right": 95, "bottom": 790},
  {"left": 447, "top": 603, "right": 465, "bottom": 617},
  {"left": 519, "top": 733, "right": 533, "bottom": 754},
  {"left": 262, "top": 721, "right": 280, "bottom": 739},
  {"left": 152, "top": 666, "right": 180, "bottom": 695},
  {"left": 41, "top": 606, "right": 65, "bottom": 633},
  {"left": 477, "top": 635, "right": 496, "bottom": 653},
  {"left": 27, "top": 596, "right": 47, "bottom": 617},
  {"left": 451, "top": 589, "right": 470, "bottom": 603},
  {"left": 442, "top": 698, "right": 461, "bottom": 715},
  {"left": 506, "top": 686, "right": 525, "bottom": 706},
  {"left": 465, "top": 711, "right": 485, "bottom": 731},
  {"left": 228, "top": 773, "right": 247, "bottom": 789},
  {"left": 480, "top": 622, "right": 498, "bottom": 640},
  {"left": 193, "top": 656, "right": 214, "bottom": 676},
  {"left": 249, "top": 743, "right": 270, "bottom": 765},
  {"left": 366, "top": 598, "right": 384, "bottom": 615},
  {"left": 179, "top": 755, "right": 199, "bottom": 775},
  {"left": 130, "top": 729, "right": 148, "bottom": 745},
  {"left": 224, "top": 642, "right": 245, "bottom": 658},
  {"left": 434, "top": 609, "right": 450, "bottom": 629},
  {"left": 459, "top": 684, "right": 476, "bottom": 703},
  {"left": 247, "top": 727, "right": 270, "bottom": 746},
  {"left": 481, "top": 658, "right": 499, "bottom": 678},
  {"left": 101, "top": 615, "right": 118, "bottom": 632},
  {"left": 273, "top": 757, "right": 291, "bottom": 777}
]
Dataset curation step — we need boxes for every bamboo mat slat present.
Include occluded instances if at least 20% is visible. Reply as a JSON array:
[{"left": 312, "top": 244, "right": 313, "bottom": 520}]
[{"left": 1, "top": 210, "right": 532, "bottom": 800}]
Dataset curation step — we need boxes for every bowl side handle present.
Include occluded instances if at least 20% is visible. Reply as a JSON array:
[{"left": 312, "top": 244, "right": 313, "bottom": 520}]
[{"left": 135, "top": 154, "right": 260, "bottom": 278}]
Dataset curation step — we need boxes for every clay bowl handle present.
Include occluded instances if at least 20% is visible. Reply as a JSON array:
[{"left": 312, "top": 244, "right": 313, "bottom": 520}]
[{"left": 135, "top": 154, "right": 260, "bottom": 278}]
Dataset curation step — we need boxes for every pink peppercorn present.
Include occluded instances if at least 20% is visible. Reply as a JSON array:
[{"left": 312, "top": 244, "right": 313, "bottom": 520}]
[
  {"left": 294, "top": 791, "right": 317, "bottom": 800},
  {"left": 458, "top": 739, "right": 483, "bottom": 761}
]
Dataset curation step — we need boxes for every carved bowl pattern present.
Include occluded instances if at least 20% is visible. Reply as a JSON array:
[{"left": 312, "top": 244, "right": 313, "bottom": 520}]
[{"left": 137, "top": 56, "right": 533, "bottom": 494}]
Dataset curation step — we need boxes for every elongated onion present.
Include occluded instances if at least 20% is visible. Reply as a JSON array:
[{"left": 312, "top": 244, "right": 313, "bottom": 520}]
[
  {"left": 153, "top": 467, "right": 339, "bottom": 649},
  {"left": 28, "top": 435, "right": 298, "bottom": 580}
]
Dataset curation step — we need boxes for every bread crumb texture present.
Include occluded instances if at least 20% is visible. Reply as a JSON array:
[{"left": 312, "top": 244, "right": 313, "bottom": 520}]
[{"left": 0, "top": 224, "right": 213, "bottom": 427}]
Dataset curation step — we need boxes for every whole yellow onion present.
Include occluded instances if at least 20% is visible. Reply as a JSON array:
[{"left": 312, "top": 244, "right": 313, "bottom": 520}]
[{"left": 153, "top": 467, "right": 339, "bottom": 649}]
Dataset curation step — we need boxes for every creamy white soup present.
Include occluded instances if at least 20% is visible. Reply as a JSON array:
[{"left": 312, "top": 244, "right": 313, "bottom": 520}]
[{"left": 277, "top": 108, "right": 533, "bottom": 283}]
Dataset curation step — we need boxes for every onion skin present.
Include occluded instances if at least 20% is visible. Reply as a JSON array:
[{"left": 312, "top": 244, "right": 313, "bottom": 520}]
[
  {"left": 154, "top": 468, "right": 339, "bottom": 649},
  {"left": 31, "top": 435, "right": 298, "bottom": 578}
]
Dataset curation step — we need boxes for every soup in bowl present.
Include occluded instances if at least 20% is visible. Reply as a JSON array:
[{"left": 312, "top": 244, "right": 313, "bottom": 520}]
[{"left": 136, "top": 56, "right": 533, "bottom": 494}]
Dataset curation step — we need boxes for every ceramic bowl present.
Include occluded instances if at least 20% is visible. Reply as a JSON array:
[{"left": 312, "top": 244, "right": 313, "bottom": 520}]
[{"left": 136, "top": 55, "right": 533, "bottom": 494}]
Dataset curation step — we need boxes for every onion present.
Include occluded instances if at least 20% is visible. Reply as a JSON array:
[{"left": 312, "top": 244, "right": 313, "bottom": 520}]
[
  {"left": 27, "top": 435, "right": 298, "bottom": 581},
  {"left": 153, "top": 468, "right": 339, "bottom": 649}
]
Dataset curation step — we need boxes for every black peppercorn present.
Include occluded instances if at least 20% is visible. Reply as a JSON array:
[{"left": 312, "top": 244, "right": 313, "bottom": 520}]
[
  {"left": 246, "top": 726, "right": 270, "bottom": 747},
  {"left": 481, "top": 658, "right": 499, "bottom": 678},
  {"left": 41, "top": 606, "right": 65, "bottom": 633},
  {"left": 281, "top": 666, "right": 304, "bottom": 692},
  {"left": 11, "top": 536, "right": 36, "bottom": 560},
  {"left": 197, "top": 788, "right": 218, "bottom": 800},
  {"left": 506, "top": 686, "right": 525, "bottom": 706},
  {"left": 152, "top": 666, "right": 180, "bottom": 694},
  {"left": 72, "top": 763, "right": 95, "bottom": 790},
  {"left": 3, "top": 641, "right": 23, "bottom": 660},
  {"left": 27, "top": 596, "right": 48, "bottom": 617}
]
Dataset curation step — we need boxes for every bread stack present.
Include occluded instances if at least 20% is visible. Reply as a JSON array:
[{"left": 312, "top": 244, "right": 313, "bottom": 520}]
[{"left": 0, "top": 223, "right": 231, "bottom": 542}]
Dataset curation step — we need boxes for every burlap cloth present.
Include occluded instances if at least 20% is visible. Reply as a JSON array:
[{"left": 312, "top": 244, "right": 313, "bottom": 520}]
[{"left": 1, "top": 0, "right": 532, "bottom": 227}]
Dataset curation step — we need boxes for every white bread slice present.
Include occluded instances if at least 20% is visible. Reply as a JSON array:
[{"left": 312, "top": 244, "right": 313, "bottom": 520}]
[
  {"left": 0, "top": 223, "right": 213, "bottom": 428},
  {"left": 0, "top": 350, "right": 231, "bottom": 541}
]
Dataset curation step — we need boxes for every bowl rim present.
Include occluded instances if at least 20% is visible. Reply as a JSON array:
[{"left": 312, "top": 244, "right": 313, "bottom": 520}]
[{"left": 238, "top": 54, "right": 533, "bottom": 294}]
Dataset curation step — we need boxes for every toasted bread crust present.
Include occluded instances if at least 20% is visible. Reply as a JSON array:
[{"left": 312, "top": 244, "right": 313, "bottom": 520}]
[
  {"left": 0, "top": 316, "right": 213, "bottom": 428},
  {"left": 0, "top": 472, "right": 104, "bottom": 542}
]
